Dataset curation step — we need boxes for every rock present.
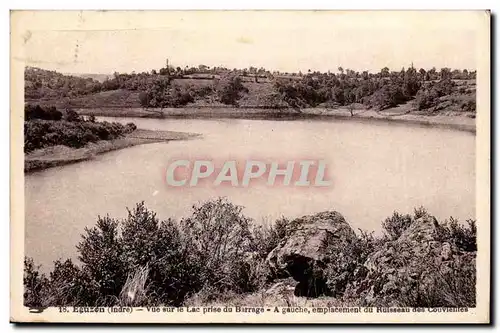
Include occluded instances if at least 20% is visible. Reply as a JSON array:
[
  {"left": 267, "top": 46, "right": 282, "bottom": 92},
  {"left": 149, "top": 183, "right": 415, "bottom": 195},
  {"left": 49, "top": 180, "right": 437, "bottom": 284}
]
[
  {"left": 440, "top": 242, "right": 453, "bottom": 261},
  {"left": 265, "top": 277, "right": 297, "bottom": 297},
  {"left": 348, "top": 213, "right": 475, "bottom": 307},
  {"left": 265, "top": 211, "right": 357, "bottom": 297}
]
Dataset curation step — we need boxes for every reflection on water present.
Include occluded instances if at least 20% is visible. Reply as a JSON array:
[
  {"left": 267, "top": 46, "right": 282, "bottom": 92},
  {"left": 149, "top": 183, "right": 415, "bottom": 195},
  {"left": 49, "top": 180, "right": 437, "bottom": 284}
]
[{"left": 25, "top": 117, "right": 475, "bottom": 270}]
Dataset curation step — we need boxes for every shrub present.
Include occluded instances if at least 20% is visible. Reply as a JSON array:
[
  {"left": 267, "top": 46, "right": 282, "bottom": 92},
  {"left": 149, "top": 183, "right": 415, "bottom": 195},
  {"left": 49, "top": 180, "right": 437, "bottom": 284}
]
[
  {"left": 23, "top": 257, "right": 49, "bottom": 308},
  {"left": 214, "top": 74, "right": 248, "bottom": 106},
  {"left": 250, "top": 216, "right": 292, "bottom": 259},
  {"left": 125, "top": 122, "right": 137, "bottom": 133},
  {"left": 461, "top": 100, "right": 476, "bottom": 112},
  {"left": 396, "top": 251, "right": 476, "bottom": 307},
  {"left": 24, "top": 118, "right": 135, "bottom": 152},
  {"left": 381, "top": 211, "right": 413, "bottom": 240},
  {"left": 168, "top": 85, "right": 195, "bottom": 107},
  {"left": 180, "top": 197, "right": 253, "bottom": 294},
  {"left": 65, "top": 109, "right": 82, "bottom": 122},
  {"left": 138, "top": 91, "right": 150, "bottom": 108},
  {"left": 120, "top": 202, "right": 197, "bottom": 306},
  {"left": 367, "top": 84, "right": 408, "bottom": 110},
  {"left": 436, "top": 217, "right": 477, "bottom": 252},
  {"left": 46, "top": 259, "right": 99, "bottom": 306},
  {"left": 76, "top": 216, "right": 127, "bottom": 303},
  {"left": 25, "top": 105, "right": 63, "bottom": 121},
  {"left": 414, "top": 89, "right": 439, "bottom": 110}
]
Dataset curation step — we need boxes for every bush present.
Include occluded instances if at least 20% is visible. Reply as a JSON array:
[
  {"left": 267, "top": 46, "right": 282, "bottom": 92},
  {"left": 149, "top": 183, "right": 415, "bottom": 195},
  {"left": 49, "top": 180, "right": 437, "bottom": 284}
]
[
  {"left": 23, "top": 257, "right": 49, "bottom": 308},
  {"left": 436, "top": 217, "right": 477, "bottom": 252},
  {"left": 76, "top": 216, "right": 127, "bottom": 303},
  {"left": 25, "top": 105, "right": 62, "bottom": 121},
  {"left": 65, "top": 109, "right": 82, "bottom": 122},
  {"left": 414, "top": 89, "right": 439, "bottom": 110},
  {"left": 396, "top": 251, "right": 476, "bottom": 307},
  {"left": 461, "top": 100, "right": 476, "bottom": 112},
  {"left": 125, "top": 122, "right": 137, "bottom": 133},
  {"left": 24, "top": 118, "right": 136, "bottom": 152},
  {"left": 120, "top": 202, "right": 197, "bottom": 306},
  {"left": 138, "top": 91, "right": 150, "bottom": 108},
  {"left": 180, "top": 197, "right": 254, "bottom": 294},
  {"left": 367, "top": 84, "right": 408, "bottom": 110},
  {"left": 382, "top": 211, "right": 413, "bottom": 240},
  {"left": 250, "top": 216, "right": 292, "bottom": 258},
  {"left": 46, "top": 259, "right": 99, "bottom": 306},
  {"left": 214, "top": 74, "right": 248, "bottom": 106}
]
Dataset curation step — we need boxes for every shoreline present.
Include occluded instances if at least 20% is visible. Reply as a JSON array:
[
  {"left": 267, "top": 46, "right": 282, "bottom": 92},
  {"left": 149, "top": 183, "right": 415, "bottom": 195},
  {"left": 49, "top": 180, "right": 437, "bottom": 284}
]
[
  {"left": 77, "top": 107, "right": 476, "bottom": 134},
  {"left": 24, "top": 129, "right": 200, "bottom": 173}
]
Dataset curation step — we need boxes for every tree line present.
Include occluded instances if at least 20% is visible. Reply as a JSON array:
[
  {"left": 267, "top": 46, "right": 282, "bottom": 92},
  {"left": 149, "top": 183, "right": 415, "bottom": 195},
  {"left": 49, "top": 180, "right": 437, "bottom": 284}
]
[
  {"left": 26, "top": 65, "right": 476, "bottom": 112},
  {"left": 24, "top": 104, "right": 136, "bottom": 153}
]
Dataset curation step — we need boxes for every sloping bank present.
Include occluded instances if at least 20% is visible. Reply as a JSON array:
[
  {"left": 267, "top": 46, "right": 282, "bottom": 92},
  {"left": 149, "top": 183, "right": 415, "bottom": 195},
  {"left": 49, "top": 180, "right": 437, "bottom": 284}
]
[{"left": 24, "top": 129, "right": 200, "bottom": 173}]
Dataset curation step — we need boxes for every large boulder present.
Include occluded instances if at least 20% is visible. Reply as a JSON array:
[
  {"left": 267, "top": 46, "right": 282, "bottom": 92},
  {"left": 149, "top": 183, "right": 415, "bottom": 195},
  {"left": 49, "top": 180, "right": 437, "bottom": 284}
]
[
  {"left": 265, "top": 211, "right": 358, "bottom": 297},
  {"left": 345, "top": 213, "right": 476, "bottom": 307}
]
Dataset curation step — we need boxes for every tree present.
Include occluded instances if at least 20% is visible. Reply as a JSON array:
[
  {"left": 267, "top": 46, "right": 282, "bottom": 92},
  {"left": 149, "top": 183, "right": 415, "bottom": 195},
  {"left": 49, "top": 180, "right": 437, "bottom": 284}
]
[
  {"left": 76, "top": 216, "right": 127, "bottom": 299},
  {"left": 65, "top": 109, "right": 81, "bottom": 122},
  {"left": 138, "top": 91, "right": 150, "bottom": 108},
  {"left": 429, "top": 67, "right": 437, "bottom": 79},
  {"left": 419, "top": 68, "right": 427, "bottom": 82},
  {"left": 403, "top": 66, "right": 421, "bottom": 98},
  {"left": 348, "top": 103, "right": 354, "bottom": 117},
  {"left": 143, "top": 77, "right": 194, "bottom": 109},
  {"left": 440, "top": 67, "right": 452, "bottom": 80},
  {"left": 215, "top": 73, "right": 248, "bottom": 106},
  {"left": 344, "top": 88, "right": 356, "bottom": 116}
]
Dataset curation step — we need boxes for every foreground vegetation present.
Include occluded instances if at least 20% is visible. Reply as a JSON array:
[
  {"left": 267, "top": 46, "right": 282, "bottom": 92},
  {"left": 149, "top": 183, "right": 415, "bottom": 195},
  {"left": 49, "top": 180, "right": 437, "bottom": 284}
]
[{"left": 24, "top": 198, "right": 476, "bottom": 309}]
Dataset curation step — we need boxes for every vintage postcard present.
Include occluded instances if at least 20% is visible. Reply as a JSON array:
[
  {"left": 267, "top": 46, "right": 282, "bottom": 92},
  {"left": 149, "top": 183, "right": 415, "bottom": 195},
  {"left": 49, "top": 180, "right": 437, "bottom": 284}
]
[{"left": 10, "top": 10, "right": 490, "bottom": 323}]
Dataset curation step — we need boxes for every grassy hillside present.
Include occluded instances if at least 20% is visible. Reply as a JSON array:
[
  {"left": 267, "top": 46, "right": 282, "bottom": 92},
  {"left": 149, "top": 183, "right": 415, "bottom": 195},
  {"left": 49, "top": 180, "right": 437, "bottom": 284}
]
[
  {"left": 67, "top": 73, "right": 112, "bottom": 83},
  {"left": 25, "top": 66, "right": 477, "bottom": 117},
  {"left": 30, "top": 89, "right": 143, "bottom": 109}
]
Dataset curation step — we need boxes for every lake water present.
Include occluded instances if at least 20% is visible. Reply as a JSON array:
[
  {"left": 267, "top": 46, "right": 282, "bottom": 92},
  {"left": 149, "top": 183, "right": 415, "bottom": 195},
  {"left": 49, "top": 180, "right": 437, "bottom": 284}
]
[{"left": 25, "top": 117, "right": 476, "bottom": 270}]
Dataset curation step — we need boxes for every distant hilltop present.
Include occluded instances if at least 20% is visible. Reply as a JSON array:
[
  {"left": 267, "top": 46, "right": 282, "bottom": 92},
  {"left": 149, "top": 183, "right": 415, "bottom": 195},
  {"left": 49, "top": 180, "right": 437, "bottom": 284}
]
[
  {"left": 24, "top": 65, "right": 476, "bottom": 116},
  {"left": 63, "top": 73, "right": 112, "bottom": 83}
]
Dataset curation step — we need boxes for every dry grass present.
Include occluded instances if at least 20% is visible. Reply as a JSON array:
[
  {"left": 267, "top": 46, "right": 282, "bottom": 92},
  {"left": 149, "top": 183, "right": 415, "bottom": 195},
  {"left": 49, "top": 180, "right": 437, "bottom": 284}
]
[
  {"left": 185, "top": 288, "right": 359, "bottom": 308},
  {"left": 119, "top": 265, "right": 150, "bottom": 307}
]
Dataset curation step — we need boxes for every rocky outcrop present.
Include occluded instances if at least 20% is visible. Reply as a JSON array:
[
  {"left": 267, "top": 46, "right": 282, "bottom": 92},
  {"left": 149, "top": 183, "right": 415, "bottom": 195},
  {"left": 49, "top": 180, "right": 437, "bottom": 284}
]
[
  {"left": 265, "top": 211, "right": 358, "bottom": 297},
  {"left": 264, "top": 210, "right": 476, "bottom": 307},
  {"left": 345, "top": 214, "right": 476, "bottom": 307}
]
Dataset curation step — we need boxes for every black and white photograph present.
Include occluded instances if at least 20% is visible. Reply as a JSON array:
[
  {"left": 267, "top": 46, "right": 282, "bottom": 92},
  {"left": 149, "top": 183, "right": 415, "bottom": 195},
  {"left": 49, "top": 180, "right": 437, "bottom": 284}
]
[{"left": 10, "top": 10, "right": 491, "bottom": 323}]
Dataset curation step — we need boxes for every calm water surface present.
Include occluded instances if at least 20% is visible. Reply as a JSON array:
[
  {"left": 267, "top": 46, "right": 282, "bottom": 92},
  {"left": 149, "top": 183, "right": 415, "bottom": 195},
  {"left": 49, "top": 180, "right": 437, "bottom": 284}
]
[{"left": 25, "top": 117, "right": 475, "bottom": 270}]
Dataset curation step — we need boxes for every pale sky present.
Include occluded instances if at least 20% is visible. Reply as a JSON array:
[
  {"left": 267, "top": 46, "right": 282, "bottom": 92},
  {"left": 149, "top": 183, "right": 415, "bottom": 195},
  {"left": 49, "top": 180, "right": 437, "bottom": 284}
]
[{"left": 11, "top": 11, "right": 487, "bottom": 75}]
